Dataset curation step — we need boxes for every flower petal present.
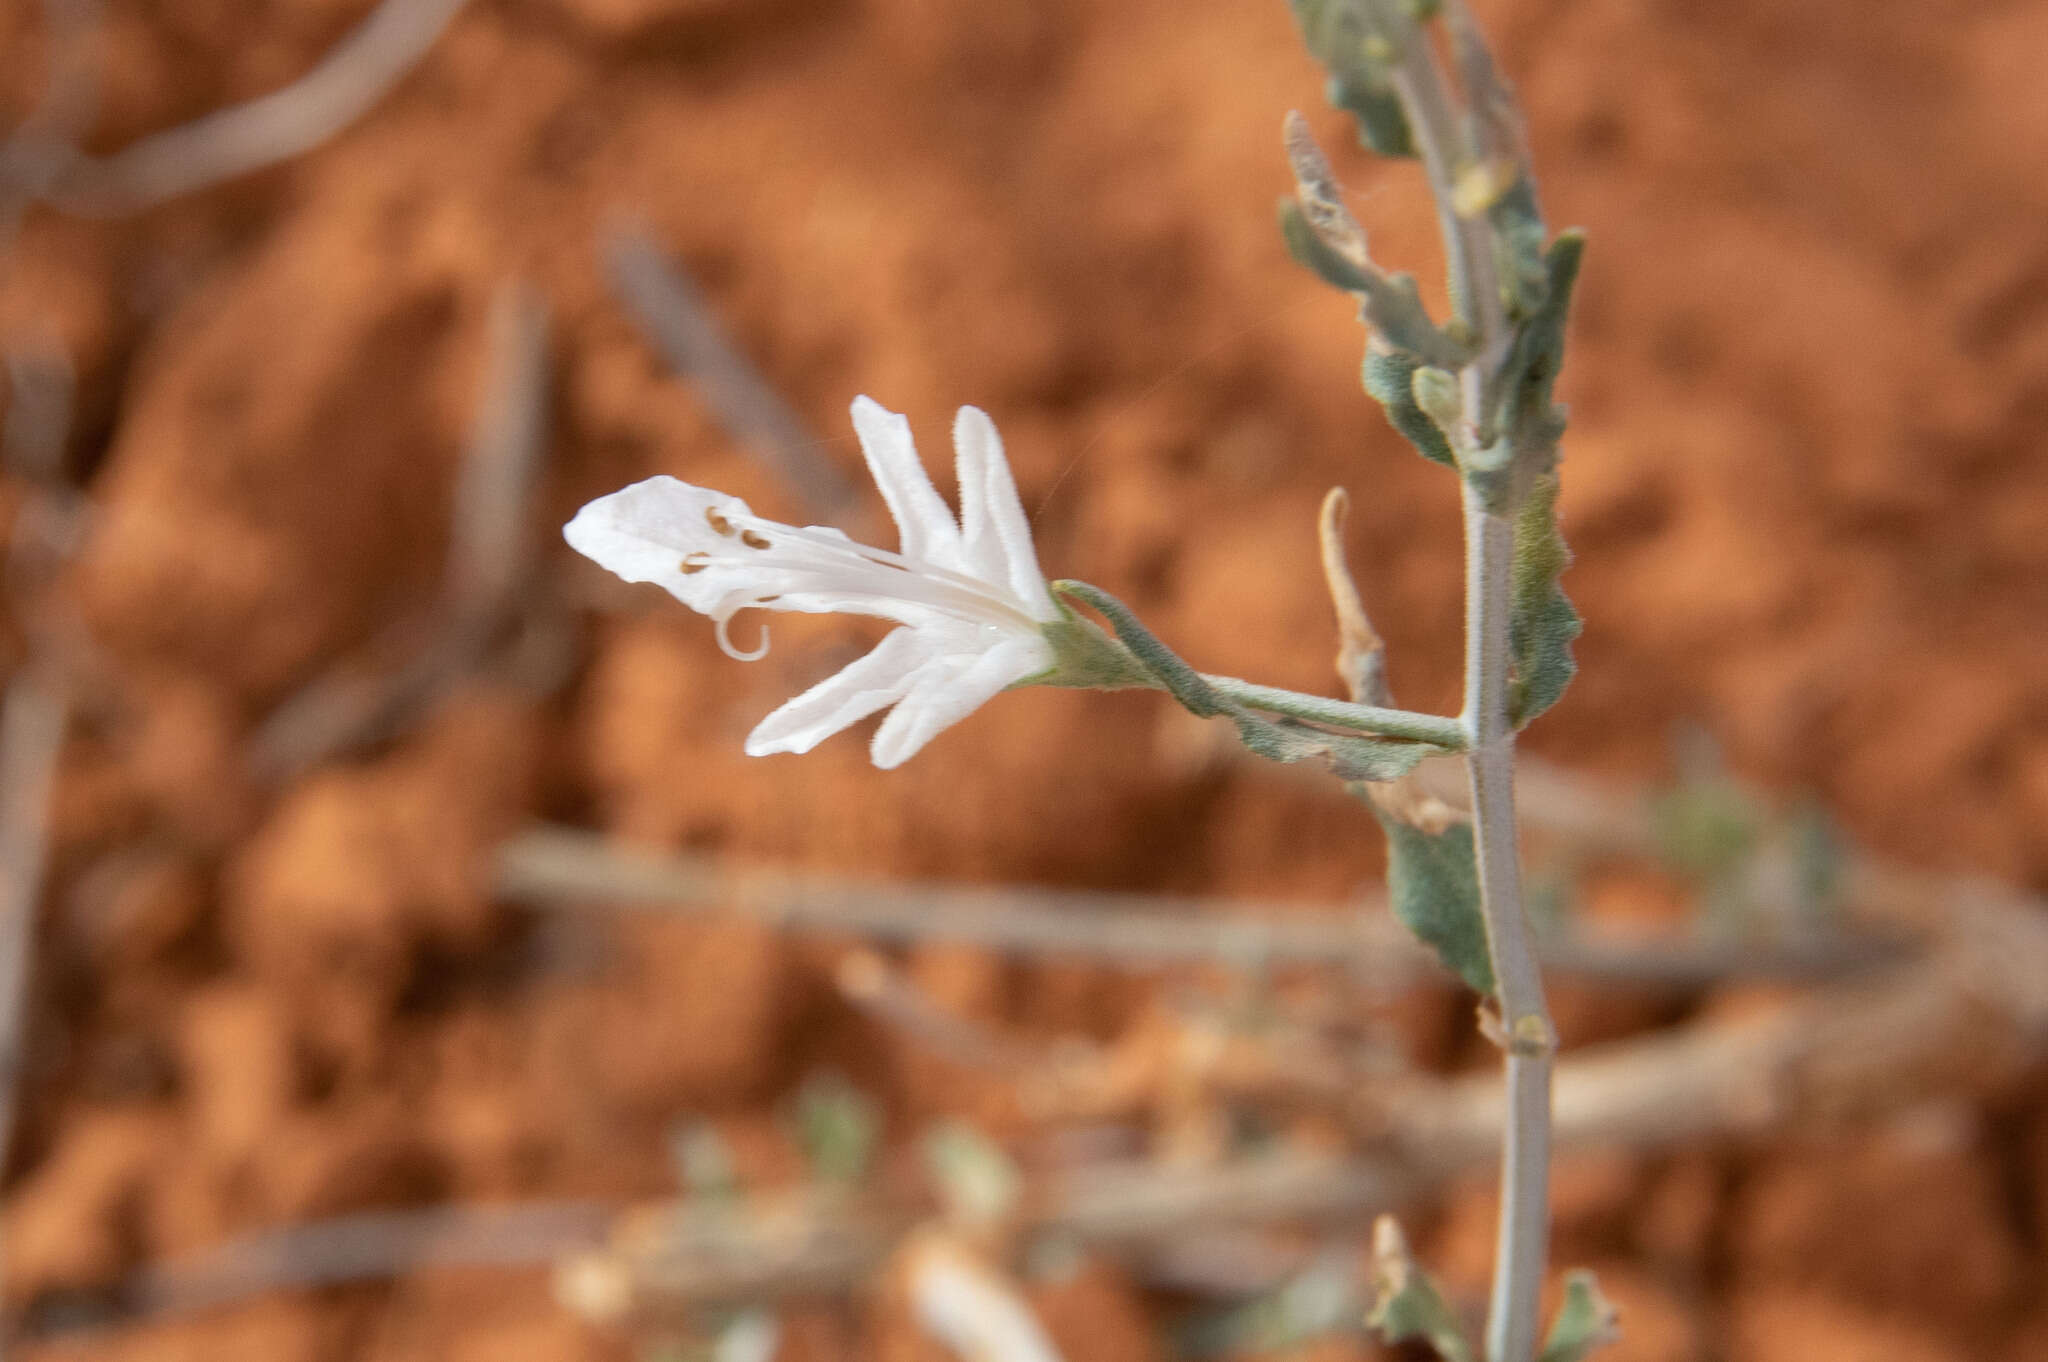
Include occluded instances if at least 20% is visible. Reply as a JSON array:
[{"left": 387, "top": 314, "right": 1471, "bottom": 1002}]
[
  {"left": 953, "top": 405, "right": 1055, "bottom": 618},
  {"left": 868, "top": 632, "right": 1049, "bottom": 769},
  {"left": 563, "top": 475, "right": 758, "bottom": 613},
  {"left": 851, "top": 396, "right": 963, "bottom": 567},
  {"left": 744, "top": 628, "right": 926, "bottom": 756}
]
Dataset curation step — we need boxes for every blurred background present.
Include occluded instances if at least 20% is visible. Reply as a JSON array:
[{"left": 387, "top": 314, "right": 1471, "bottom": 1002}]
[{"left": 0, "top": 0, "right": 2046, "bottom": 1359}]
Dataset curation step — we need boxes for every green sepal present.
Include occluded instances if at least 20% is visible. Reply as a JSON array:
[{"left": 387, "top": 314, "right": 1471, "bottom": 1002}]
[
  {"left": 1025, "top": 598, "right": 1157, "bottom": 691},
  {"left": 1050, "top": 581, "right": 1223, "bottom": 716},
  {"left": 1364, "top": 350, "right": 1456, "bottom": 467},
  {"left": 1375, "top": 812, "right": 1494, "bottom": 996},
  {"left": 1367, "top": 1217, "right": 1477, "bottom": 1362},
  {"left": 1539, "top": 1270, "right": 1619, "bottom": 1362},
  {"left": 1506, "top": 473, "right": 1580, "bottom": 728}
]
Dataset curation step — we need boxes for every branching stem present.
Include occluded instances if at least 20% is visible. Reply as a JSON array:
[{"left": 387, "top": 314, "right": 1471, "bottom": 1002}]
[
  {"left": 1384, "top": 11, "right": 1559, "bottom": 1360},
  {"left": 1459, "top": 487, "right": 1554, "bottom": 1362}
]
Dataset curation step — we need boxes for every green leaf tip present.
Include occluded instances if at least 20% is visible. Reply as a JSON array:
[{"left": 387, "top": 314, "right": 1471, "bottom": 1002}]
[
  {"left": 1539, "top": 1270, "right": 1620, "bottom": 1362},
  {"left": 1377, "top": 811, "right": 1493, "bottom": 995},
  {"left": 1287, "top": 0, "right": 1421, "bottom": 159},
  {"left": 1367, "top": 1216, "right": 1477, "bottom": 1362},
  {"left": 1507, "top": 473, "right": 1580, "bottom": 728},
  {"left": 1280, "top": 197, "right": 1376, "bottom": 295}
]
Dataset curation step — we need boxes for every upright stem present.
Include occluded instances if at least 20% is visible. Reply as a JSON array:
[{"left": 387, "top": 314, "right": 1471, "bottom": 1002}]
[{"left": 1459, "top": 484, "right": 1555, "bottom": 1362}]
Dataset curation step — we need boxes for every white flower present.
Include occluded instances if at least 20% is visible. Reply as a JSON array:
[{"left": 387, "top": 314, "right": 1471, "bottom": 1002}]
[{"left": 564, "top": 396, "right": 1060, "bottom": 768}]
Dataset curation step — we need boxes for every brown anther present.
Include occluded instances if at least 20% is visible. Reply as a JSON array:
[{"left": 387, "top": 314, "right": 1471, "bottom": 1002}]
[
  {"left": 678, "top": 554, "right": 710, "bottom": 575},
  {"left": 704, "top": 508, "right": 734, "bottom": 536},
  {"left": 740, "top": 529, "right": 771, "bottom": 550}
]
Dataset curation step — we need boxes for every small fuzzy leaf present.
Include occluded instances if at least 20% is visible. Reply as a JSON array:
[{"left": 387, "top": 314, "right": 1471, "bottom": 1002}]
[
  {"left": 1282, "top": 203, "right": 1465, "bottom": 367},
  {"left": 1497, "top": 230, "right": 1585, "bottom": 477},
  {"left": 1539, "top": 1270, "right": 1620, "bottom": 1362},
  {"left": 1506, "top": 474, "right": 1579, "bottom": 728},
  {"left": 1364, "top": 350, "right": 1456, "bottom": 467},
  {"left": 1377, "top": 813, "right": 1493, "bottom": 995},
  {"left": 1367, "top": 1217, "right": 1476, "bottom": 1362},
  {"left": 1233, "top": 711, "right": 1440, "bottom": 783},
  {"left": 793, "top": 1073, "right": 880, "bottom": 1186},
  {"left": 1280, "top": 197, "right": 1377, "bottom": 294},
  {"left": 1487, "top": 178, "right": 1552, "bottom": 321},
  {"left": 1288, "top": 0, "right": 1419, "bottom": 159},
  {"left": 1331, "top": 73, "right": 1415, "bottom": 157}
]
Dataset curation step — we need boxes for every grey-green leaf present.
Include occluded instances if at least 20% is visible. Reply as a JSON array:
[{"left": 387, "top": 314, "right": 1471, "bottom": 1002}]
[
  {"left": 1377, "top": 813, "right": 1494, "bottom": 995},
  {"left": 1539, "top": 1270, "right": 1620, "bottom": 1362},
  {"left": 1367, "top": 1217, "right": 1476, "bottom": 1362},
  {"left": 1364, "top": 349, "right": 1456, "bottom": 467},
  {"left": 1280, "top": 197, "right": 1377, "bottom": 295},
  {"left": 1234, "top": 712, "right": 1440, "bottom": 783},
  {"left": 1497, "top": 230, "right": 1585, "bottom": 477},
  {"left": 1330, "top": 73, "right": 1415, "bottom": 157},
  {"left": 1507, "top": 473, "right": 1580, "bottom": 728}
]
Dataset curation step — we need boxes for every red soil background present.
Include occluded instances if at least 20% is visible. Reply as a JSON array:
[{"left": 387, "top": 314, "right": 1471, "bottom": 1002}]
[{"left": 2, "top": 0, "right": 2047, "bottom": 1358}]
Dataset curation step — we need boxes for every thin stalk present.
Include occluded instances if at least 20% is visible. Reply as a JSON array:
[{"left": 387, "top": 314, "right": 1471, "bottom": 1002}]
[
  {"left": 1459, "top": 485, "right": 1554, "bottom": 1362},
  {"left": 1382, "top": 14, "right": 1557, "bottom": 1359},
  {"left": 1201, "top": 676, "right": 1465, "bottom": 748}
]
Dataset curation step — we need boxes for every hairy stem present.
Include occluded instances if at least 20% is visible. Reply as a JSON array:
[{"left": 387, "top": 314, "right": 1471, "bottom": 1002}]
[
  {"left": 1202, "top": 675, "right": 1465, "bottom": 748},
  {"left": 1460, "top": 485, "right": 1554, "bottom": 1362}
]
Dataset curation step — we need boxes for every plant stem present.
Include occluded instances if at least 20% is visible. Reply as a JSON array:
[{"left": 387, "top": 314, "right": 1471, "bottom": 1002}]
[
  {"left": 1201, "top": 675, "right": 1466, "bottom": 749},
  {"left": 1460, "top": 483, "right": 1555, "bottom": 1362},
  {"left": 1381, "top": 12, "right": 1557, "bottom": 1358}
]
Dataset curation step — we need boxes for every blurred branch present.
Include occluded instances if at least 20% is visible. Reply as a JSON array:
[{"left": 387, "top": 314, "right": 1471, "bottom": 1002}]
[
  {"left": 602, "top": 229, "right": 861, "bottom": 522},
  {"left": 10, "top": 1200, "right": 612, "bottom": 1342},
  {"left": 0, "top": 0, "right": 101, "bottom": 244},
  {"left": 40, "top": 0, "right": 472, "bottom": 216},
  {"left": 13, "top": 871, "right": 2045, "bottom": 1338},
  {"left": 0, "top": 675, "right": 68, "bottom": 1183},
  {"left": 493, "top": 825, "right": 1904, "bottom": 990},
  {"left": 1, "top": 347, "right": 76, "bottom": 483},
  {"left": 248, "top": 282, "right": 550, "bottom": 781}
]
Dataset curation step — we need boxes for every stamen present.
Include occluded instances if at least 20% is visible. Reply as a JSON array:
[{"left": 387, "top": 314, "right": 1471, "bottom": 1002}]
[
  {"left": 705, "top": 507, "right": 735, "bottom": 536},
  {"left": 740, "top": 529, "right": 772, "bottom": 550},
  {"left": 714, "top": 610, "right": 770, "bottom": 661}
]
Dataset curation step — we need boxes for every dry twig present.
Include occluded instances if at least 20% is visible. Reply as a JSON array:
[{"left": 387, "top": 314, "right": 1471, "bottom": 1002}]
[
  {"left": 603, "top": 229, "right": 860, "bottom": 522},
  {"left": 248, "top": 282, "right": 551, "bottom": 780},
  {"left": 494, "top": 825, "right": 1902, "bottom": 990},
  {"left": 39, "top": 0, "right": 472, "bottom": 217}
]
